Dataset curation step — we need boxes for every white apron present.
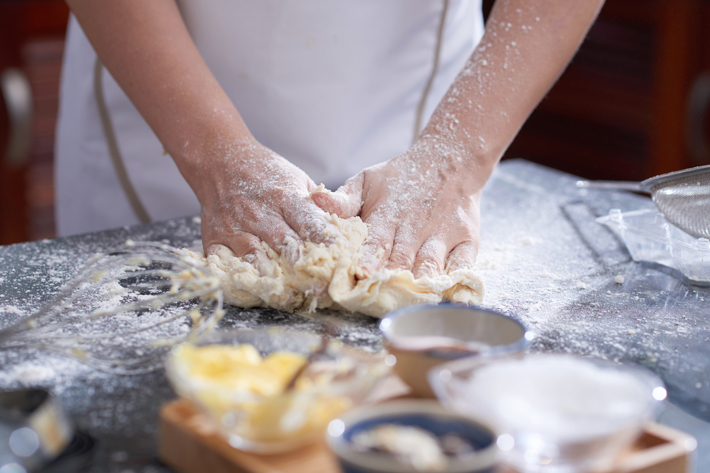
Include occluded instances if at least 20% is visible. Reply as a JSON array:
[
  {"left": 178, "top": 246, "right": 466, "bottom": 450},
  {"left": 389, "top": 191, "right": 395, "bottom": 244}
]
[{"left": 55, "top": 0, "right": 484, "bottom": 236}]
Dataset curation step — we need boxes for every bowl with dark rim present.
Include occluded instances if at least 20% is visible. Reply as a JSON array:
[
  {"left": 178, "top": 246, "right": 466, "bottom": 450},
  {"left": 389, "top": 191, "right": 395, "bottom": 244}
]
[{"left": 326, "top": 400, "right": 499, "bottom": 473}]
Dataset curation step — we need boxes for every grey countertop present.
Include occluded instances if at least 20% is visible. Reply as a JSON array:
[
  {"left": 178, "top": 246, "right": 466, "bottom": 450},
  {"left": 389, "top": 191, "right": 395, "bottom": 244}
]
[{"left": 0, "top": 159, "right": 708, "bottom": 472}]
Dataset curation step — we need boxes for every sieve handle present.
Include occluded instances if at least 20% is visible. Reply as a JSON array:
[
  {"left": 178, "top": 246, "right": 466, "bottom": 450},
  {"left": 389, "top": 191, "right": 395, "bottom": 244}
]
[{"left": 575, "top": 180, "right": 644, "bottom": 193}]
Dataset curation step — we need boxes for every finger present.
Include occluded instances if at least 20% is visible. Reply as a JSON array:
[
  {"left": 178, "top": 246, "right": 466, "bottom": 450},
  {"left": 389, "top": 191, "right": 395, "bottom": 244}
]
[
  {"left": 205, "top": 231, "right": 274, "bottom": 277},
  {"left": 283, "top": 197, "right": 346, "bottom": 247},
  {"left": 412, "top": 238, "right": 447, "bottom": 279},
  {"left": 445, "top": 240, "right": 479, "bottom": 272},
  {"left": 357, "top": 222, "right": 396, "bottom": 277},
  {"left": 252, "top": 218, "right": 303, "bottom": 267},
  {"left": 384, "top": 228, "right": 419, "bottom": 272},
  {"left": 310, "top": 174, "right": 364, "bottom": 219}
]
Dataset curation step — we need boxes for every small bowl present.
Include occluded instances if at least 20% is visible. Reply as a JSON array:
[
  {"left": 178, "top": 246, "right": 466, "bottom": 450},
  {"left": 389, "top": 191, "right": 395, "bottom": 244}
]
[
  {"left": 429, "top": 353, "right": 666, "bottom": 473},
  {"left": 326, "top": 400, "right": 499, "bottom": 473},
  {"left": 165, "top": 327, "right": 389, "bottom": 454},
  {"left": 379, "top": 304, "right": 532, "bottom": 397}
]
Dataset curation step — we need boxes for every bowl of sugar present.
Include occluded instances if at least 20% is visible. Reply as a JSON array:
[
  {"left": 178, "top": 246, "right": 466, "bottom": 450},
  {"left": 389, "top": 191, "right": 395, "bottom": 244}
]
[
  {"left": 429, "top": 353, "right": 666, "bottom": 473},
  {"left": 380, "top": 304, "right": 532, "bottom": 397}
]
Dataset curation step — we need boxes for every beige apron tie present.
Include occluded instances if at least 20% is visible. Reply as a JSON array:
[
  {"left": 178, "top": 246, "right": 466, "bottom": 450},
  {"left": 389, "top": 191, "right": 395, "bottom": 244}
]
[
  {"left": 93, "top": 58, "right": 151, "bottom": 224},
  {"left": 413, "top": 0, "right": 451, "bottom": 142}
]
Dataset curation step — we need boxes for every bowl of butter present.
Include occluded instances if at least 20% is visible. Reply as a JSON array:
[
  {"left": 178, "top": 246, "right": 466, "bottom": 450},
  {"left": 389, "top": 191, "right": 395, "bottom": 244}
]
[{"left": 165, "top": 327, "right": 389, "bottom": 453}]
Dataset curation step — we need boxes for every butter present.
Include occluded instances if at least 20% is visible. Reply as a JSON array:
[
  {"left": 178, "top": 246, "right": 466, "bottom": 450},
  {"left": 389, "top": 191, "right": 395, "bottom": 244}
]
[{"left": 174, "top": 343, "right": 352, "bottom": 445}]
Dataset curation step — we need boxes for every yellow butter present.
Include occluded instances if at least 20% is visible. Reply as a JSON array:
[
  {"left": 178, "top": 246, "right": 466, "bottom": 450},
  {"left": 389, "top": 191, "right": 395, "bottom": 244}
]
[{"left": 174, "top": 343, "right": 352, "bottom": 445}]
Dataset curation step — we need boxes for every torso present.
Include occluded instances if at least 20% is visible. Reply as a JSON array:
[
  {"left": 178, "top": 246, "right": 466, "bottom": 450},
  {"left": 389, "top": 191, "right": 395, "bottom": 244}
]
[{"left": 55, "top": 0, "right": 483, "bottom": 235}]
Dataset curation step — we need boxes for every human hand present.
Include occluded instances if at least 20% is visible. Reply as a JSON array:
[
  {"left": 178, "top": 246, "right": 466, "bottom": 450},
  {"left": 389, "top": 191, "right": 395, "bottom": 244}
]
[
  {"left": 191, "top": 139, "right": 345, "bottom": 272},
  {"left": 311, "top": 136, "right": 483, "bottom": 279}
]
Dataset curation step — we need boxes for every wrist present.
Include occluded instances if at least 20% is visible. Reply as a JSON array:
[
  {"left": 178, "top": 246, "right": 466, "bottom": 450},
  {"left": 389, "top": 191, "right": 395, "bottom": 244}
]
[
  {"left": 172, "top": 128, "right": 259, "bottom": 207},
  {"left": 411, "top": 131, "right": 496, "bottom": 189}
]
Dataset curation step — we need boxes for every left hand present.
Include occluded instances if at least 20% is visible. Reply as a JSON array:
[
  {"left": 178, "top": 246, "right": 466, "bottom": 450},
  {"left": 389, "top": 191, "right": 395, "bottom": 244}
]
[{"left": 311, "top": 136, "right": 484, "bottom": 279}]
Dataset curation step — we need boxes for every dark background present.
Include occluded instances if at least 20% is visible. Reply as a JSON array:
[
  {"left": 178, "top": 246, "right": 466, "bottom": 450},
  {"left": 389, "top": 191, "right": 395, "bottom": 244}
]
[{"left": 1, "top": 0, "right": 709, "bottom": 244}]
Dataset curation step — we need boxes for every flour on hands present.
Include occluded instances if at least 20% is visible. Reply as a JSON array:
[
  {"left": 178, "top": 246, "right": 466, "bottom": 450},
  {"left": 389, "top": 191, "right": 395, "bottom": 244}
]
[{"left": 184, "top": 188, "right": 484, "bottom": 318}]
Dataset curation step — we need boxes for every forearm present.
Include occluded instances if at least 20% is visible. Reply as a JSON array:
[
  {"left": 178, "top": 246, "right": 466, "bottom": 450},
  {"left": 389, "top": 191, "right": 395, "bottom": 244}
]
[
  {"left": 67, "top": 0, "right": 252, "bottom": 196},
  {"left": 421, "top": 0, "right": 605, "bottom": 183}
]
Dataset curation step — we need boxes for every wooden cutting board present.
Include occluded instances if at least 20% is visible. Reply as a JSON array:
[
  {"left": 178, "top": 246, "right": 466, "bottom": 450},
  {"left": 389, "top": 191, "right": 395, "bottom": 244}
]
[{"left": 158, "top": 396, "right": 695, "bottom": 473}]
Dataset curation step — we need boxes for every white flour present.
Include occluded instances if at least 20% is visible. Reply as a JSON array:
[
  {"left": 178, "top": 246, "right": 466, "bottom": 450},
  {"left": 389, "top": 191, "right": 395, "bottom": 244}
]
[{"left": 464, "top": 355, "right": 654, "bottom": 440}]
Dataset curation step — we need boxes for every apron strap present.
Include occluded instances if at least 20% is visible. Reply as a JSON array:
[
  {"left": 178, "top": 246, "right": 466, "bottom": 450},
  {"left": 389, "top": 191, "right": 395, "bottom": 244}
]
[
  {"left": 93, "top": 58, "right": 151, "bottom": 224},
  {"left": 413, "top": 0, "right": 450, "bottom": 142}
]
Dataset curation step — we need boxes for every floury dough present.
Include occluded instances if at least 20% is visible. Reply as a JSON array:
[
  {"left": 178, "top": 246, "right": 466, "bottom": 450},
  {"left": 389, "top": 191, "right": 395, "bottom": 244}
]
[{"left": 184, "top": 207, "right": 484, "bottom": 319}]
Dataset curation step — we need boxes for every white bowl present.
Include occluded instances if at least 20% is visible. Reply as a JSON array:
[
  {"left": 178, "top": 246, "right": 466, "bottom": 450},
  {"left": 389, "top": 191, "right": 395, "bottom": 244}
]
[{"left": 429, "top": 353, "right": 666, "bottom": 473}]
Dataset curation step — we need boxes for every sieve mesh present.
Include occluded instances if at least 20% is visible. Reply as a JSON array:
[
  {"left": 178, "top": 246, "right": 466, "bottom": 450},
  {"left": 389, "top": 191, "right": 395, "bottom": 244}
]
[{"left": 648, "top": 170, "right": 710, "bottom": 239}]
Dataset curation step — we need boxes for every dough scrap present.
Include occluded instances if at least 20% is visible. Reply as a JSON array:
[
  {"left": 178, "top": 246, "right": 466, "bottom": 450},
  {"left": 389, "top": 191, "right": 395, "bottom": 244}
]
[{"left": 183, "top": 207, "right": 484, "bottom": 318}]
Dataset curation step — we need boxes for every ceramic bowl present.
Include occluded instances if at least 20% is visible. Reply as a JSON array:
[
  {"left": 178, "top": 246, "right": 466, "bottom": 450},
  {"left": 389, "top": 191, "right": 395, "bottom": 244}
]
[
  {"left": 429, "top": 353, "right": 667, "bottom": 473},
  {"left": 379, "top": 304, "right": 532, "bottom": 397},
  {"left": 165, "top": 327, "right": 390, "bottom": 453},
  {"left": 326, "top": 400, "right": 499, "bottom": 473}
]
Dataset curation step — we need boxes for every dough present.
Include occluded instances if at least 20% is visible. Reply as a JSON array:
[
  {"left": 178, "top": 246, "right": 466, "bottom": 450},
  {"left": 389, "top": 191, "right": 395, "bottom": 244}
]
[{"left": 183, "top": 202, "right": 484, "bottom": 318}]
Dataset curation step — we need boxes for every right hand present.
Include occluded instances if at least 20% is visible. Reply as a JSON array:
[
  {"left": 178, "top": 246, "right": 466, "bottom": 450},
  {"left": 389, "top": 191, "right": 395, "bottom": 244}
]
[{"left": 191, "top": 138, "right": 346, "bottom": 273}]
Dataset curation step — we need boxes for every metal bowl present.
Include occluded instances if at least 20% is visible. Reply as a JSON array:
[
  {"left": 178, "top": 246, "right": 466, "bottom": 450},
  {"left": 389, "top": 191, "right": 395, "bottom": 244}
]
[{"left": 379, "top": 304, "right": 532, "bottom": 397}]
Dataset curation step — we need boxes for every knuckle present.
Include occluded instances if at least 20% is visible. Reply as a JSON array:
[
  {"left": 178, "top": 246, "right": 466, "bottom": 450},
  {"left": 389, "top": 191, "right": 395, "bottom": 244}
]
[
  {"left": 233, "top": 241, "right": 263, "bottom": 258},
  {"left": 415, "top": 255, "right": 441, "bottom": 272},
  {"left": 388, "top": 249, "right": 415, "bottom": 269},
  {"left": 447, "top": 242, "right": 478, "bottom": 270}
]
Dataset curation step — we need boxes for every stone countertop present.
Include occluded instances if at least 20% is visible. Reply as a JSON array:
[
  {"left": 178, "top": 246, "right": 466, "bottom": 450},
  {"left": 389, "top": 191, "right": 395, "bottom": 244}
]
[{"left": 0, "top": 159, "right": 708, "bottom": 472}]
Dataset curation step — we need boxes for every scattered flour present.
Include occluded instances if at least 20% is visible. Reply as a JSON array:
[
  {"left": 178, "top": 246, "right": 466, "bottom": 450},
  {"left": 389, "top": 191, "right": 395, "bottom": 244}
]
[{"left": 1, "top": 305, "right": 25, "bottom": 315}]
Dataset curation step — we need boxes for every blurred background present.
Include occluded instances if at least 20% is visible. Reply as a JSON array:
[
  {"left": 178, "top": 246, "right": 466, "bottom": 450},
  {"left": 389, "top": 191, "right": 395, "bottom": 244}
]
[{"left": 0, "top": 0, "right": 709, "bottom": 245}]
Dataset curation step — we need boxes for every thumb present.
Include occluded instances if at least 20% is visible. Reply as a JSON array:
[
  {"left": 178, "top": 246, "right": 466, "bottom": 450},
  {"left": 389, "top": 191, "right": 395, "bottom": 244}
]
[{"left": 310, "top": 174, "right": 364, "bottom": 219}]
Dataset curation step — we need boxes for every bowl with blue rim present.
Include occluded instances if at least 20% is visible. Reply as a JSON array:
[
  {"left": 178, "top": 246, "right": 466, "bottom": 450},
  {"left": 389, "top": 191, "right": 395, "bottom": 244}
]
[
  {"left": 326, "top": 400, "right": 498, "bottom": 473},
  {"left": 379, "top": 304, "right": 532, "bottom": 398}
]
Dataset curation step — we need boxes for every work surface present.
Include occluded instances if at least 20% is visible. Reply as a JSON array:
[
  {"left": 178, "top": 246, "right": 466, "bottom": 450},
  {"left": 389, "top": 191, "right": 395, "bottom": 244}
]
[{"left": 0, "top": 160, "right": 708, "bottom": 472}]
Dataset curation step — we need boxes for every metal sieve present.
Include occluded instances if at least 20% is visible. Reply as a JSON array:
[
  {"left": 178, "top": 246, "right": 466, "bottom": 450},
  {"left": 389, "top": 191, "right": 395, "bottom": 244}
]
[{"left": 577, "top": 164, "right": 710, "bottom": 239}]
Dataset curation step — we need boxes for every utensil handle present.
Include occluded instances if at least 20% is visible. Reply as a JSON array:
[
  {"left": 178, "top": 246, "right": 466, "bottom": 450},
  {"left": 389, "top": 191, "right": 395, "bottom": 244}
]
[{"left": 576, "top": 180, "right": 644, "bottom": 193}]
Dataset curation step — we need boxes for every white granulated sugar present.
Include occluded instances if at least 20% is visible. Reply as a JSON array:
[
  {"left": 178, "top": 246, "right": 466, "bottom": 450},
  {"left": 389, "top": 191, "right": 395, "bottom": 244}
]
[{"left": 466, "top": 356, "right": 650, "bottom": 440}]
